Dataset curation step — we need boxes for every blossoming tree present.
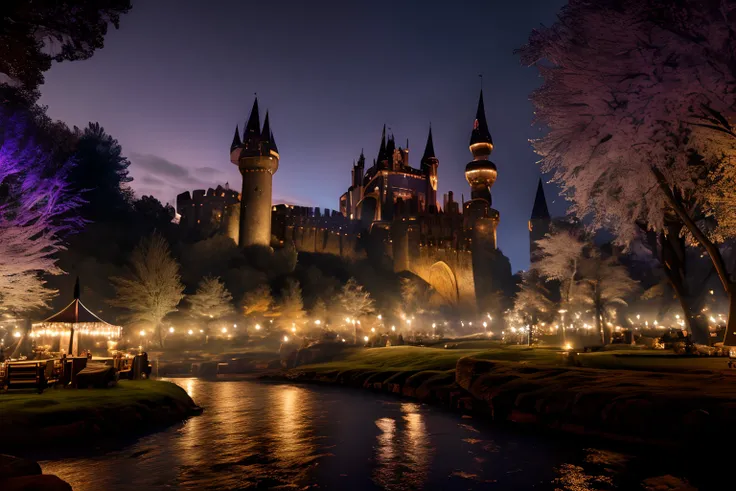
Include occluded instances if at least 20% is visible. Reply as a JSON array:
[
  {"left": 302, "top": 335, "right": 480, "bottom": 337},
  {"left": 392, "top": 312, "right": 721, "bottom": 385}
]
[
  {"left": 0, "top": 107, "right": 82, "bottom": 314},
  {"left": 519, "top": 0, "right": 736, "bottom": 344}
]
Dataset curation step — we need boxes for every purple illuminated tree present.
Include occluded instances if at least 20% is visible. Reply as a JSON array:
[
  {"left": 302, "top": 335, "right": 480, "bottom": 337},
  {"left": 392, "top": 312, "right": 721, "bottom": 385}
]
[
  {"left": 519, "top": 0, "right": 736, "bottom": 344},
  {"left": 0, "top": 107, "right": 83, "bottom": 313}
]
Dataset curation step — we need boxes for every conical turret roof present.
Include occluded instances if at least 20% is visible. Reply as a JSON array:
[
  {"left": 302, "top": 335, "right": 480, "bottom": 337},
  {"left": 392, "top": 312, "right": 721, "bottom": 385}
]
[
  {"left": 531, "top": 178, "right": 551, "bottom": 220},
  {"left": 244, "top": 98, "right": 261, "bottom": 140},
  {"left": 270, "top": 131, "right": 278, "bottom": 153},
  {"left": 230, "top": 124, "right": 242, "bottom": 151},
  {"left": 261, "top": 111, "right": 271, "bottom": 142},
  {"left": 421, "top": 125, "right": 436, "bottom": 163},
  {"left": 377, "top": 124, "right": 387, "bottom": 162},
  {"left": 470, "top": 90, "right": 493, "bottom": 147}
]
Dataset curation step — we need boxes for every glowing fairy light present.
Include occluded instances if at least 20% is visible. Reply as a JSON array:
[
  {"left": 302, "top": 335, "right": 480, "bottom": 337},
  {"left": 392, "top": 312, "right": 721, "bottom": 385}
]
[
  {"left": 283, "top": 336, "right": 289, "bottom": 342},
  {"left": 139, "top": 330, "right": 146, "bottom": 336},
  {"left": 291, "top": 327, "right": 296, "bottom": 333},
  {"left": 315, "top": 319, "right": 321, "bottom": 325},
  {"left": 363, "top": 336, "right": 369, "bottom": 342},
  {"left": 391, "top": 326, "right": 396, "bottom": 331},
  {"left": 221, "top": 327, "right": 227, "bottom": 333},
  {"left": 169, "top": 327, "right": 175, "bottom": 333},
  {"left": 13, "top": 331, "right": 21, "bottom": 338},
  {"left": 564, "top": 343, "right": 573, "bottom": 350},
  {"left": 377, "top": 315, "right": 382, "bottom": 320},
  {"left": 255, "top": 324, "right": 261, "bottom": 330},
  {"left": 371, "top": 327, "right": 375, "bottom": 333},
  {"left": 188, "top": 329, "right": 193, "bottom": 335}
]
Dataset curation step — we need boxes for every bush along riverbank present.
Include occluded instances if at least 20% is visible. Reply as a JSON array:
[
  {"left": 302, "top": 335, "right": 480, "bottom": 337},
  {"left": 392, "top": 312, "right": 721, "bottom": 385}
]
[
  {"left": 0, "top": 380, "right": 202, "bottom": 452},
  {"left": 268, "top": 355, "right": 736, "bottom": 449}
]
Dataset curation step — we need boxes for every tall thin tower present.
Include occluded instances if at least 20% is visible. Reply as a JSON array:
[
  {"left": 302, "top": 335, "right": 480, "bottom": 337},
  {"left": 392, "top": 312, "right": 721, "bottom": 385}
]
[{"left": 229, "top": 98, "right": 280, "bottom": 248}]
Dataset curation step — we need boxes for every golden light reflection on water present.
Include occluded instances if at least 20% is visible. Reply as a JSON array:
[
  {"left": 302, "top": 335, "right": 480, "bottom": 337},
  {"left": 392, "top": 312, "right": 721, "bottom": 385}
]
[
  {"left": 268, "top": 385, "right": 318, "bottom": 470},
  {"left": 372, "top": 402, "right": 432, "bottom": 490},
  {"left": 375, "top": 417, "right": 396, "bottom": 466},
  {"left": 35, "top": 380, "right": 661, "bottom": 491}
]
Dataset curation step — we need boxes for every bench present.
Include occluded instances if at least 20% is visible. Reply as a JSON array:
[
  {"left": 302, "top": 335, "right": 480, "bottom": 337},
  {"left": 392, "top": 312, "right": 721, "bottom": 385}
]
[{"left": 1, "top": 361, "right": 54, "bottom": 393}]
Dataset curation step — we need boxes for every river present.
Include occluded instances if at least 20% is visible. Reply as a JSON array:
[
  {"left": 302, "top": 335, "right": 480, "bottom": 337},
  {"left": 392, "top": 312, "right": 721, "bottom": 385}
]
[{"left": 36, "top": 378, "right": 697, "bottom": 490}]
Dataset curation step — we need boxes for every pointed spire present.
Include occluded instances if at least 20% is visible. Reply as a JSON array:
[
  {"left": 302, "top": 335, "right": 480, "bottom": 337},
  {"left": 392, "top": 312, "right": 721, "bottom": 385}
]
[
  {"left": 531, "top": 178, "right": 551, "bottom": 220},
  {"left": 73, "top": 277, "right": 80, "bottom": 300},
  {"left": 470, "top": 89, "right": 493, "bottom": 147},
  {"left": 244, "top": 97, "right": 261, "bottom": 140},
  {"left": 270, "top": 131, "right": 278, "bottom": 153},
  {"left": 230, "top": 124, "right": 242, "bottom": 151},
  {"left": 377, "top": 125, "right": 387, "bottom": 162},
  {"left": 261, "top": 111, "right": 271, "bottom": 142},
  {"left": 421, "top": 125, "right": 436, "bottom": 163}
]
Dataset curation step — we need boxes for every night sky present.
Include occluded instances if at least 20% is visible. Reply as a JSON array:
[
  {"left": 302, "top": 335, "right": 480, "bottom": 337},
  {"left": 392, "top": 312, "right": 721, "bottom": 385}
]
[{"left": 39, "top": 0, "right": 567, "bottom": 272}]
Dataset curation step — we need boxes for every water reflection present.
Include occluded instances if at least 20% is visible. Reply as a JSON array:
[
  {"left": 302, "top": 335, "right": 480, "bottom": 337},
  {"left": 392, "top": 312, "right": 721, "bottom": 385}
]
[
  {"left": 35, "top": 379, "right": 691, "bottom": 490},
  {"left": 372, "top": 403, "right": 431, "bottom": 490}
]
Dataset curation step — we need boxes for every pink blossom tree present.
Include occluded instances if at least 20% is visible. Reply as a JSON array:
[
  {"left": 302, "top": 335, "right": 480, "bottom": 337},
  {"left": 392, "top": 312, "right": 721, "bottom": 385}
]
[
  {"left": 0, "top": 107, "right": 82, "bottom": 314},
  {"left": 519, "top": 0, "right": 736, "bottom": 344}
]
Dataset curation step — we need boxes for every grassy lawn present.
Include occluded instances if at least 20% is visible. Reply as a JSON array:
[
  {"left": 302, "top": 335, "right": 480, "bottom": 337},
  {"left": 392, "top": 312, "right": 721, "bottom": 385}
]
[
  {"left": 0, "top": 380, "right": 193, "bottom": 416},
  {"left": 296, "top": 344, "right": 563, "bottom": 373},
  {"left": 295, "top": 342, "right": 729, "bottom": 375}
]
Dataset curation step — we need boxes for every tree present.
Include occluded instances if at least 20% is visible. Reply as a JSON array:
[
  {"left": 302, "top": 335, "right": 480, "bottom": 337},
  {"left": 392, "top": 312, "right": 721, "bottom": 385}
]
[
  {"left": 310, "top": 298, "right": 329, "bottom": 326},
  {"left": 337, "top": 277, "right": 375, "bottom": 343},
  {"left": 518, "top": 0, "right": 736, "bottom": 344},
  {"left": 187, "top": 276, "right": 233, "bottom": 343},
  {"left": 513, "top": 270, "right": 555, "bottom": 344},
  {"left": 575, "top": 254, "right": 639, "bottom": 344},
  {"left": 0, "top": 106, "right": 83, "bottom": 314},
  {"left": 133, "top": 195, "right": 175, "bottom": 226},
  {"left": 180, "top": 235, "right": 241, "bottom": 288},
  {"left": 400, "top": 277, "right": 420, "bottom": 314},
  {"left": 70, "top": 122, "right": 133, "bottom": 220},
  {"left": 276, "top": 278, "right": 306, "bottom": 332},
  {"left": 1, "top": 1, "right": 132, "bottom": 97},
  {"left": 532, "top": 229, "right": 586, "bottom": 341},
  {"left": 110, "top": 233, "right": 184, "bottom": 348},
  {"left": 241, "top": 284, "right": 273, "bottom": 330}
]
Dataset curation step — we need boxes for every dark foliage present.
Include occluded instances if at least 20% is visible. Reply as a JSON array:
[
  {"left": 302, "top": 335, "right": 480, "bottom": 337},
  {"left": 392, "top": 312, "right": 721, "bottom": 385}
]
[
  {"left": 69, "top": 122, "right": 134, "bottom": 220},
  {"left": 0, "top": 0, "right": 132, "bottom": 96}
]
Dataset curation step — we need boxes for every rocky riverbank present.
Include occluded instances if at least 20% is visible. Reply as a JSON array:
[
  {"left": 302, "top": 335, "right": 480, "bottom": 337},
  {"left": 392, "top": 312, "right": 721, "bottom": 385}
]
[
  {"left": 0, "top": 380, "right": 202, "bottom": 452},
  {"left": 269, "top": 356, "right": 736, "bottom": 448},
  {"left": 0, "top": 454, "right": 72, "bottom": 490}
]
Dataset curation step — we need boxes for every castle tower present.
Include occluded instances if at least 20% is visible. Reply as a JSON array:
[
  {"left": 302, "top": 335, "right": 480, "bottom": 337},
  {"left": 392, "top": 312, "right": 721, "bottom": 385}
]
[
  {"left": 529, "top": 177, "right": 551, "bottom": 262},
  {"left": 421, "top": 125, "right": 439, "bottom": 212},
  {"left": 464, "top": 89, "right": 499, "bottom": 246},
  {"left": 230, "top": 98, "right": 279, "bottom": 248},
  {"left": 464, "top": 89, "right": 501, "bottom": 309}
]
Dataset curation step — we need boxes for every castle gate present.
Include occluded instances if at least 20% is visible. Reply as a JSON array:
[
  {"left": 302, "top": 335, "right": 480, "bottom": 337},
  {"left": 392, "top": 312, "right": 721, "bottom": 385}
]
[{"left": 427, "top": 261, "right": 460, "bottom": 306}]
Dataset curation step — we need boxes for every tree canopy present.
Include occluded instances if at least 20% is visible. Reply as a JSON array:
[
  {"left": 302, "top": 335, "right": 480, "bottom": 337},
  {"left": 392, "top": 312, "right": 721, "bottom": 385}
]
[
  {"left": 1, "top": 1, "right": 132, "bottom": 98},
  {"left": 0, "top": 105, "right": 83, "bottom": 313},
  {"left": 519, "top": 0, "right": 736, "bottom": 344},
  {"left": 110, "top": 233, "right": 184, "bottom": 347},
  {"left": 70, "top": 122, "right": 133, "bottom": 220}
]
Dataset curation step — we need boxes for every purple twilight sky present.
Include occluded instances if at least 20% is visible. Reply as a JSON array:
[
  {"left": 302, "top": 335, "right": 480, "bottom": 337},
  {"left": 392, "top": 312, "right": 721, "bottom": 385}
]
[{"left": 39, "top": 0, "right": 567, "bottom": 272}]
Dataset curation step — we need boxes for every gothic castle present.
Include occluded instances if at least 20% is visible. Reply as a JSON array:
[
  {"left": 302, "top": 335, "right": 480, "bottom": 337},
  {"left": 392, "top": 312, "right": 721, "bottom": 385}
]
[{"left": 177, "top": 91, "right": 552, "bottom": 313}]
